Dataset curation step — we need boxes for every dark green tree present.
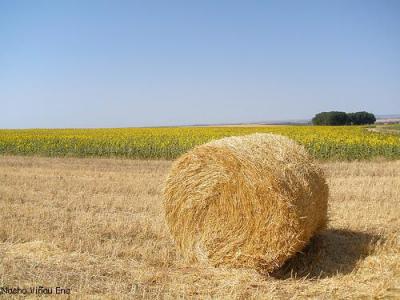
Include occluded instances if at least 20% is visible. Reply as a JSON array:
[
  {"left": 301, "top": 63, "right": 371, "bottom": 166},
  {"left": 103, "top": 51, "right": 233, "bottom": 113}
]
[
  {"left": 312, "top": 111, "right": 349, "bottom": 125},
  {"left": 348, "top": 111, "right": 376, "bottom": 125}
]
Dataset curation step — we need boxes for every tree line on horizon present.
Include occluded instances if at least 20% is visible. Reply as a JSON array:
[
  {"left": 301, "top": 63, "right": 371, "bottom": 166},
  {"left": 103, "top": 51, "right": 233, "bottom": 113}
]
[{"left": 312, "top": 111, "right": 376, "bottom": 126}]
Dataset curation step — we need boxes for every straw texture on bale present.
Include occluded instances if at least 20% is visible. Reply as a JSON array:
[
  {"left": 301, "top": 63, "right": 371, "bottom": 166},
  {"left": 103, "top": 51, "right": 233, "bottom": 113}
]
[{"left": 164, "top": 133, "right": 328, "bottom": 272}]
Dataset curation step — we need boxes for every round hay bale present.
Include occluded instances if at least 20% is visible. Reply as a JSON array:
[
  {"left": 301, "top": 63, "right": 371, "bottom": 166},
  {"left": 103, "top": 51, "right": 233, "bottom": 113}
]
[{"left": 163, "top": 133, "right": 328, "bottom": 272}]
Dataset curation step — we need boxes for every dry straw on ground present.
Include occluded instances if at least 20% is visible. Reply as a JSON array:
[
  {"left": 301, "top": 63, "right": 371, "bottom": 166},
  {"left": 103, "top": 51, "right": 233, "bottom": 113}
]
[
  {"left": 164, "top": 133, "right": 329, "bottom": 272},
  {"left": 1, "top": 156, "right": 399, "bottom": 298}
]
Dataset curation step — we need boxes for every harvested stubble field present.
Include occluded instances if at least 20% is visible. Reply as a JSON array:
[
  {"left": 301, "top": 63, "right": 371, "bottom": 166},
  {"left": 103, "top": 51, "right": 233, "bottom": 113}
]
[{"left": 0, "top": 156, "right": 399, "bottom": 299}]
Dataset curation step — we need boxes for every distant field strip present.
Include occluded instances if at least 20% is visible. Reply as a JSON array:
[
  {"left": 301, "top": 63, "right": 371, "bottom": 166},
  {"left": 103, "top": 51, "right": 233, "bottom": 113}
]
[
  {"left": 373, "top": 124, "right": 400, "bottom": 135},
  {"left": 0, "top": 126, "right": 399, "bottom": 160}
]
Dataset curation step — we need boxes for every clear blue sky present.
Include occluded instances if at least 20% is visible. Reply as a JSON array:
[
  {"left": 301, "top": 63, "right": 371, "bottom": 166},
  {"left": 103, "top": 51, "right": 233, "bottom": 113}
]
[{"left": 1, "top": 0, "right": 399, "bottom": 128}]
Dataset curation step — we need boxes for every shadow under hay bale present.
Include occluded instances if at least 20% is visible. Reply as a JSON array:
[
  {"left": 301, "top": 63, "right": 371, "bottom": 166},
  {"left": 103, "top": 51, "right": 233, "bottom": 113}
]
[{"left": 270, "top": 229, "right": 381, "bottom": 279}]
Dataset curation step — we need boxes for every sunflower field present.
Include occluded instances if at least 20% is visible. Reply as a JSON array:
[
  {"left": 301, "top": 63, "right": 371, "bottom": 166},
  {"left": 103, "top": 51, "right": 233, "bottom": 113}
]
[{"left": 0, "top": 126, "right": 399, "bottom": 160}]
